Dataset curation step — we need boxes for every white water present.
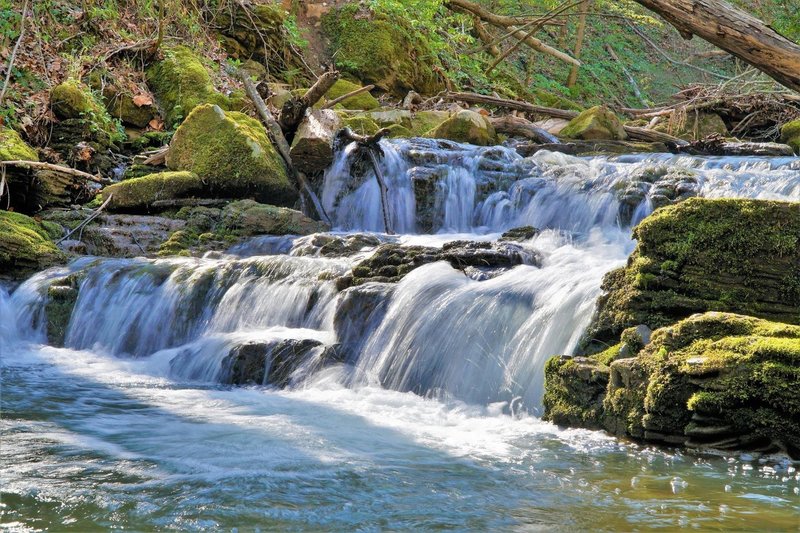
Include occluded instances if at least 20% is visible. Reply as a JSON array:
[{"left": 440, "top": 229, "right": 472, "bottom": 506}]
[{"left": 3, "top": 143, "right": 800, "bottom": 530}]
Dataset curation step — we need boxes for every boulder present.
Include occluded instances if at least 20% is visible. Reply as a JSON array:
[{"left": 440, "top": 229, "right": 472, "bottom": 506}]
[
  {"left": 0, "top": 127, "right": 38, "bottom": 161},
  {"left": 780, "top": 118, "right": 800, "bottom": 154},
  {"left": 339, "top": 114, "right": 380, "bottom": 136},
  {"left": 102, "top": 86, "right": 158, "bottom": 129},
  {"left": 0, "top": 211, "right": 65, "bottom": 280},
  {"left": 102, "top": 171, "right": 205, "bottom": 212},
  {"left": 560, "top": 106, "right": 627, "bottom": 141},
  {"left": 45, "top": 273, "right": 84, "bottom": 347},
  {"left": 51, "top": 79, "right": 122, "bottom": 138},
  {"left": 321, "top": 5, "right": 445, "bottom": 96},
  {"left": 146, "top": 46, "right": 230, "bottom": 127},
  {"left": 290, "top": 109, "right": 341, "bottom": 175},
  {"left": 324, "top": 79, "right": 379, "bottom": 110},
  {"left": 427, "top": 110, "right": 497, "bottom": 146},
  {"left": 222, "top": 338, "right": 333, "bottom": 387},
  {"left": 583, "top": 198, "right": 800, "bottom": 351},
  {"left": 545, "top": 312, "right": 800, "bottom": 458},
  {"left": 166, "top": 104, "right": 296, "bottom": 205}
]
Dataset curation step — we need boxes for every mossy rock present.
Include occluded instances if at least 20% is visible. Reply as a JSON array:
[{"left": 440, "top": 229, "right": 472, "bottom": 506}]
[
  {"left": 560, "top": 106, "right": 627, "bottom": 141},
  {"left": 780, "top": 118, "right": 800, "bottom": 154},
  {"left": 0, "top": 211, "right": 65, "bottom": 280},
  {"left": 426, "top": 110, "right": 497, "bottom": 146},
  {"left": 339, "top": 114, "right": 380, "bottom": 136},
  {"left": 166, "top": 104, "right": 296, "bottom": 206},
  {"left": 0, "top": 127, "right": 38, "bottom": 161},
  {"left": 146, "top": 46, "right": 230, "bottom": 128},
  {"left": 408, "top": 110, "right": 450, "bottom": 137},
  {"left": 323, "top": 79, "right": 379, "bottom": 110},
  {"left": 321, "top": 5, "right": 445, "bottom": 96},
  {"left": 50, "top": 79, "right": 122, "bottom": 140},
  {"left": 583, "top": 198, "right": 800, "bottom": 350},
  {"left": 101, "top": 171, "right": 205, "bottom": 212}
]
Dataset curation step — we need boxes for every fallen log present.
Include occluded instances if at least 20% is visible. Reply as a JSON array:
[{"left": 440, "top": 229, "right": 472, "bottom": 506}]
[
  {"left": 0, "top": 160, "right": 111, "bottom": 185},
  {"left": 235, "top": 69, "right": 332, "bottom": 224},
  {"left": 631, "top": 0, "right": 800, "bottom": 92},
  {"left": 489, "top": 115, "right": 560, "bottom": 143},
  {"left": 445, "top": 0, "right": 579, "bottom": 66},
  {"left": 278, "top": 70, "right": 339, "bottom": 135}
]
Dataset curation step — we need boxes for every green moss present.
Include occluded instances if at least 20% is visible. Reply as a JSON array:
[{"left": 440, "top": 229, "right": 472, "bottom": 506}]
[
  {"left": 408, "top": 110, "right": 449, "bottom": 137},
  {"left": 780, "top": 118, "right": 800, "bottom": 154},
  {"left": 0, "top": 127, "right": 38, "bottom": 161},
  {"left": 50, "top": 79, "right": 123, "bottom": 142},
  {"left": 321, "top": 5, "right": 444, "bottom": 96},
  {"left": 584, "top": 198, "right": 800, "bottom": 348},
  {"left": 426, "top": 110, "right": 497, "bottom": 146},
  {"left": 543, "top": 355, "right": 610, "bottom": 428},
  {"left": 560, "top": 105, "right": 626, "bottom": 141},
  {"left": 324, "top": 79, "right": 379, "bottom": 110},
  {"left": 146, "top": 46, "right": 230, "bottom": 128},
  {"left": 0, "top": 211, "right": 66, "bottom": 279},
  {"left": 165, "top": 104, "right": 296, "bottom": 206},
  {"left": 340, "top": 114, "right": 380, "bottom": 136},
  {"left": 102, "top": 171, "right": 203, "bottom": 211}
]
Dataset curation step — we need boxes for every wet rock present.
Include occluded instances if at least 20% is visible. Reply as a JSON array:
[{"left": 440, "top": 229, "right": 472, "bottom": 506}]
[
  {"left": 333, "top": 282, "right": 394, "bottom": 361},
  {"left": 223, "top": 338, "right": 330, "bottom": 387},
  {"left": 45, "top": 273, "right": 85, "bottom": 346},
  {"left": 166, "top": 104, "right": 296, "bottom": 206},
  {"left": 560, "top": 106, "right": 627, "bottom": 141},
  {"left": 0, "top": 211, "right": 65, "bottom": 280},
  {"left": 102, "top": 171, "right": 205, "bottom": 212},
  {"left": 543, "top": 355, "right": 610, "bottom": 428},
  {"left": 291, "top": 233, "right": 383, "bottom": 257},
  {"left": 500, "top": 226, "right": 540, "bottom": 242}
]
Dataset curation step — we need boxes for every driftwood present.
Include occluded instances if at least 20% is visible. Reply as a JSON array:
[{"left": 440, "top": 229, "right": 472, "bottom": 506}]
[
  {"left": 322, "top": 84, "right": 375, "bottom": 110},
  {"left": 236, "top": 69, "right": 332, "bottom": 224},
  {"left": 631, "top": 0, "right": 800, "bottom": 92},
  {"left": 278, "top": 70, "right": 340, "bottom": 135},
  {"left": 402, "top": 91, "right": 424, "bottom": 110},
  {"left": 336, "top": 127, "right": 394, "bottom": 234},
  {"left": 489, "top": 115, "right": 560, "bottom": 143},
  {"left": 0, "top": 160, "right": 111, "bottom": 185},
  {"left": 445, "top": 91, "right": 689, "bottom": 146},
  {"left": 445, "top": 0, "right": 579, "bottom": 66},
  {"left": 57, "top": 194, "right": 113, "bottom": 245},
  {"left": 142, "top": 146, "right": 169, "bottom": 166}
]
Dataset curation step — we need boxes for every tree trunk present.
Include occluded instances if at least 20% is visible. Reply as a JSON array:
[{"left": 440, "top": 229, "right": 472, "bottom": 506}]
[{"left": 632, "top": 0, "right": 800, "bottom": 92}]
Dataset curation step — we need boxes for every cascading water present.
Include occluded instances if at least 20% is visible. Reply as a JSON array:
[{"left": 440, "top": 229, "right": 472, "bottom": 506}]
[{"left": 3, "top": 141, "right": 799, "bottom": 530}]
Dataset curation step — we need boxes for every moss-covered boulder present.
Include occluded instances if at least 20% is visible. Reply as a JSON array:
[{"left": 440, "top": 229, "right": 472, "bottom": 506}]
[
  {"left": 321, "top": 5, "right": 444, "bottom": 96},
  {"left": 780, "top": 118, "right": 800, "bottom": 154},
  {"left": 146, "top": 46, "right": 230, "bottom": 127},
  {"left": 0, "top": 127, "right": 38, "bottom": 161},
  {"left": 339, "top": 114, "right": 380, "bottom": 136},
  {"left": 583, "top": 198, "right": 800, "bottom": 350},
  {"left": 101, "top": 171, "right": 205, "bottom": 212},
  {"left": 560, "top": 106, "right": 627, "bottom": 141},
  {"left": 166, "top": 104, "right": 296, "bottom": 205},
  {"left": 50, "top": 79, "right": 123, "bottom": 144},
  {"left": 324, "top": 79, "right": 379, "bottom": 110},
  {"left": 545, "top": 312, "right": 800, "bottom": 458},
  {"left": 0, "top": 211, "right": 65, "bottom": 280},
  {"left": 426, "top": 110, "right": 497, "bottom": 146}
]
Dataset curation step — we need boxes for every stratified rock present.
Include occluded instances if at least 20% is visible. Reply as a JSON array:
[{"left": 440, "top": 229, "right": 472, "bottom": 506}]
[
  {"left": 545, "top": 312, "right": 800, "bottom": 458},
  {"left": 560, "top": 106, "right": 627, "bottom": 141},
  {"left": 427, "top": 110, "right": 497, "bottom": 146},
  {"left": 0, "top": 211, "right": 65, "bottom": 280},
  {"left": 166, "top": 104, "right": 296, "bottom": 205},
  {"left": 290, "top": 109, "right": 342, "bottom": 175},
  {"left": 780, "top": 118, "right": 800, "bottom": 154},
  {"left": 583, "top": 198, "right": 800, "bottom": 350},
  {"left": 102, "top": 171, "right": 205, "bottom": 212}
]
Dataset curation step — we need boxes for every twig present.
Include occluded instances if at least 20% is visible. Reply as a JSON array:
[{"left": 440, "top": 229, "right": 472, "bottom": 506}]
[
  {"left": 56, "top": 194, "right": 113, "bottom": 245},
  {"left": 0, "top": 0, "right": 29, "bottom": 107},
  {"left": 322, "top": 84, "right": 375, "bottom": 109},
  {"left": 0, "top": 160, "right": 111, "bottom": 185}
]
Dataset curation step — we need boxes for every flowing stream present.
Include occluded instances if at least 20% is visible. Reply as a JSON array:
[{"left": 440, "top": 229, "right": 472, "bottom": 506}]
[{"left": 2, "top": 142, "right": 799, "bottom": 530}]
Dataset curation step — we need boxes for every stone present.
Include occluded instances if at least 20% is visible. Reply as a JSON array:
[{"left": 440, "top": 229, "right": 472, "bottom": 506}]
[
  {"left": 324, "top": 79, "right": 379, "bottom": 110},
  {"left": 0, "top": 126, "right": 38, "bottom": 161},
  {"left": 780, "top": 118, "right": 800, "bottom": 154},
  {"left": 166, "top": 104, "right": 296, "bottom": 206},
  {"left": 0, "top": 211, "right": 65, "bottom": 280},
  {"left": 426, "top": 110, "right": 497, "bottom": 146},
  {"left": 146, "top": 46, "right": 230, "bottom": 127},
  {"left": 102, "top": 171, "right": 205, "bottom": 212},
  {"left": 560, "top": 106, "right": 627, "bottom": 141},
  {"left": 582, "top": 198, "right": 800, "bottom": 350},
  {"left": 45, "top": 273, "right": 84, "bottom": 347},
  {"left": 222, "top": 338, "right": 331, "bottom": 387},
  {"left": 290, "top": 109, "right": 342, "bottom": 174}
]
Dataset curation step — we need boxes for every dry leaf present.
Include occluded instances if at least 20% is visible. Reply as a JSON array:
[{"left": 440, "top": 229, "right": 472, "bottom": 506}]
[
  {"left": 133, "top": 94, "right": 153, "bottom": 107},
  {"left": 148, "top": 118, "right": 164, "bottom": 131}
]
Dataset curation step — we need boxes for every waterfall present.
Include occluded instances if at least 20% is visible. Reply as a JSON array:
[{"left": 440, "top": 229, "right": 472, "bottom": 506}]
[{"left": 4, "top": 140, "right": 800, "bottom": 412}]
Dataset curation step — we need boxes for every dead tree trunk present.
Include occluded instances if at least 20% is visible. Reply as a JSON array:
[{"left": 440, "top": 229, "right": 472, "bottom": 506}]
[
  {"left": 278, "top": 70, "right": 340, "bottom": 136},
  {"left": 632, "top": 0, "right": 800, "bottom": 92}
]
